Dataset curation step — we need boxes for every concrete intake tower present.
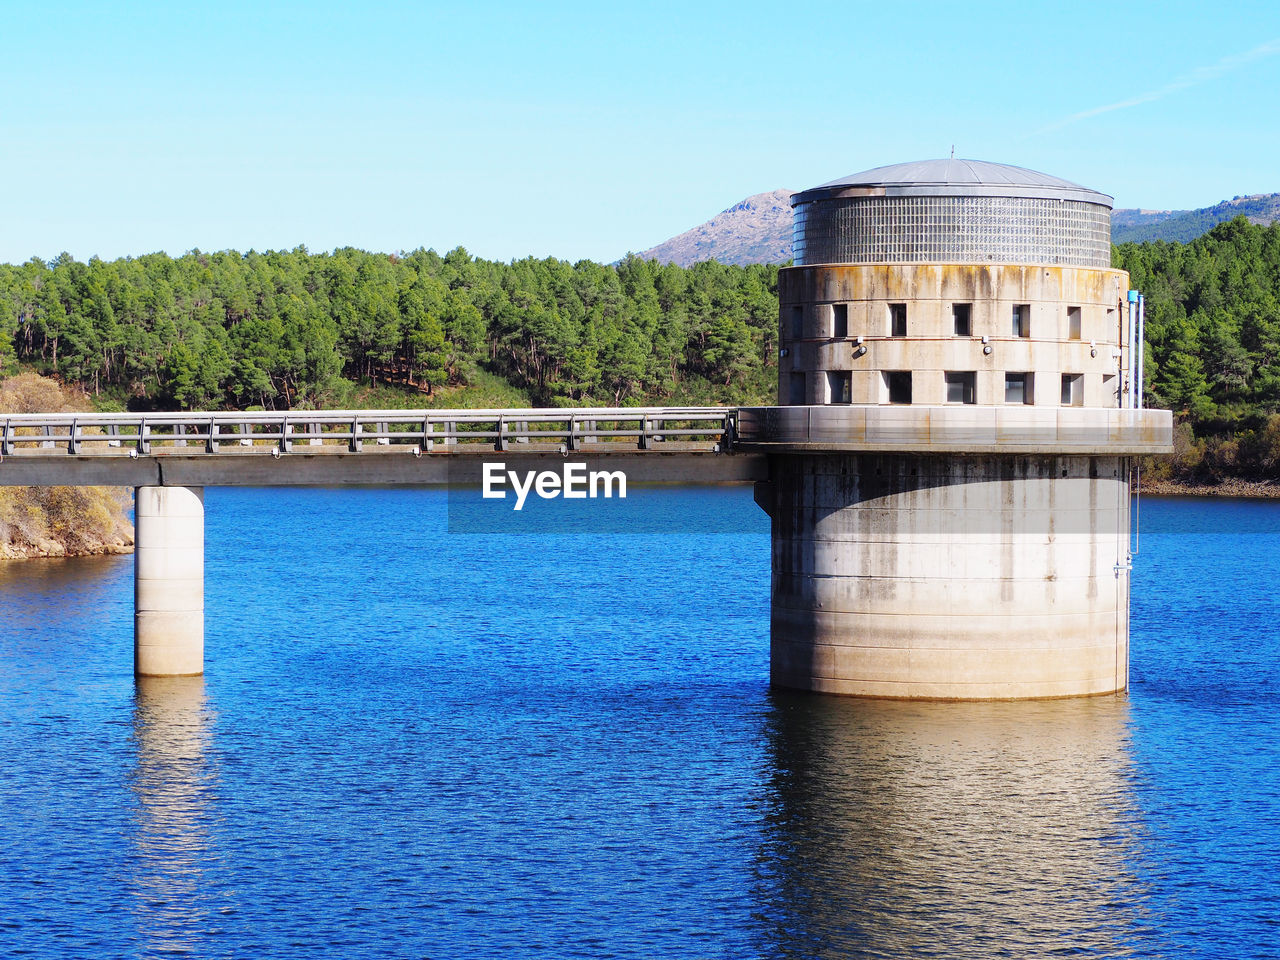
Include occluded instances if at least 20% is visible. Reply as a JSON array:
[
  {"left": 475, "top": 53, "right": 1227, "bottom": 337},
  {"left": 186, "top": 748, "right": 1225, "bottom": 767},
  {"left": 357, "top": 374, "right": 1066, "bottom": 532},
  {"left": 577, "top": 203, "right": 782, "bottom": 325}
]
[{"left": 740, "top": 159, "right": 1172, "bottom": 699}]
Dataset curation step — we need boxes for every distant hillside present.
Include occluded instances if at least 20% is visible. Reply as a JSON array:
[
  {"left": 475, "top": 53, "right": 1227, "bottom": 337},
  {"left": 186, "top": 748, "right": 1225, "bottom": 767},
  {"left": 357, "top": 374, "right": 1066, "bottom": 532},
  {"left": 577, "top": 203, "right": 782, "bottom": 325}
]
[
  {"left": 637, "top": 190, "right": 794, "bottom": 267},
  {"left": 635, "top": 188, "right": 1280, "bottom": 267},
  {"left": 1112, "top": 194, "right": 1280, "bottom": 243},
  {"left": 1111, "top": 207, "right": 1187, "bottom": 233}
]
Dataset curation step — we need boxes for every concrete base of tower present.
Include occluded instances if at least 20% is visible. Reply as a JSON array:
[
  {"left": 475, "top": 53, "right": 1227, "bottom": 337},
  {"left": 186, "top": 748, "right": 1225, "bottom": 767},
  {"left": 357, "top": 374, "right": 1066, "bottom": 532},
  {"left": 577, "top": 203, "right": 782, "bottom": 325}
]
[
  {"left": 134, "top": 485, "right": 205, "bottom": 677},
  {"left": 759, "top": 453, "right": 1132, "bottom": 700}
]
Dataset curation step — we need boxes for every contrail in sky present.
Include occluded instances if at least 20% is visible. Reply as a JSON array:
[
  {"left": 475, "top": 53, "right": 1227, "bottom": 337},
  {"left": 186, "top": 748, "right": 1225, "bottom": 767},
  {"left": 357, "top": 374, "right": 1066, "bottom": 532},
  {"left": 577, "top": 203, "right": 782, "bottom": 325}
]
[{"left": 1033, "top": 37, "right": 1280, "bottom": 135}]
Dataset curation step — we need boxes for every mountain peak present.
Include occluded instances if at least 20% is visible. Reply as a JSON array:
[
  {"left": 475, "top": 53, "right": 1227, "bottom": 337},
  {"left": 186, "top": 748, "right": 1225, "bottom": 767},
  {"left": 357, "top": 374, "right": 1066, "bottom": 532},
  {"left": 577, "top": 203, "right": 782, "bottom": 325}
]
[{"left": 636, "top": 190, "right": 795, "bottom": 267}]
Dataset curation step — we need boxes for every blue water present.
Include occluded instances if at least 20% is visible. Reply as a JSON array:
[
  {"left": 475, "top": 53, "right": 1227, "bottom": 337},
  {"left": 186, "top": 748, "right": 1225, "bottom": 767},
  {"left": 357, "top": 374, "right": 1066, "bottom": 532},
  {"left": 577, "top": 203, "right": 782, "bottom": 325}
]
[{"left": 0, "top": 489, "right": 1278, "bottom": 958}]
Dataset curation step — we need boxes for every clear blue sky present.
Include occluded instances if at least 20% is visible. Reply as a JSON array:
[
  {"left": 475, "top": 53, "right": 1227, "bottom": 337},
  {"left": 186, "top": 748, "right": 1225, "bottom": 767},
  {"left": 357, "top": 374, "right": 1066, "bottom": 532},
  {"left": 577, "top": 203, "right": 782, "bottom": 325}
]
[{"left": 3, "top": 0, "right": 1278, "bottom": 265}]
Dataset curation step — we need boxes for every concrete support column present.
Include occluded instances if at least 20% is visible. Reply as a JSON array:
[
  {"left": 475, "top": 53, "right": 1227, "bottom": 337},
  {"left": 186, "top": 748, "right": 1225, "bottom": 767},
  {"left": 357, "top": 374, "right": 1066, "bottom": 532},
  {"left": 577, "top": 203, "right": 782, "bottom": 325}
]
[
  {"left": 763, "top": 454, "right": 1131, "bottom": 700},
  {"left": 134, "top": 486, "right": 204, "bottom": 677}
]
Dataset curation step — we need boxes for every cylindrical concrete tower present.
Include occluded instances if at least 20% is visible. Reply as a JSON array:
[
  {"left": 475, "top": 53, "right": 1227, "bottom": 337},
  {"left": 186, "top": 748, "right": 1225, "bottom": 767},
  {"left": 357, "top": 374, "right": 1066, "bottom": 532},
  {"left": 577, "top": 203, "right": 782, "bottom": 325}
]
[{"left": 740, "top": 159, "right": 1172, "bottom": 699}]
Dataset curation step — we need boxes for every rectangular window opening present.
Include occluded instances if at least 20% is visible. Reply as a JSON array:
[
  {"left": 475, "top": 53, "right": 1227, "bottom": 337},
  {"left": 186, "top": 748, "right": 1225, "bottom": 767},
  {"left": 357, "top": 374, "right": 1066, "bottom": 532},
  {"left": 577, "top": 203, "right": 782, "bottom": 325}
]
[
  {"left": 953, "top": 303, "right": 972, "bottom": 337},
  {"left": 1005, "top": 372, "right": 1033, "bottom": 405},
  {"left": 1068, "top": 306, "right": 1082, "bottom": 340},
  {"left": 788, "top": 372, "right": 807, "bottom": 406},
  {"left": 1012, "top": 304, "right": 1030, "bottom": 338},
  {"left": 889, "top": 303, "right": 907, "bottom": 337},
  {"left": 883, "top": 370, "right": 912, "bottom": 405},
  {"left": 832, "top": 304, "right": 848, "bottom": 339},
  {"left": 945, "top": 371, "right": 976, "bottom": 404},
  {"left": 790, "top": 306, "right": 804, "bottom": 341},
  {"left": 827, "top": 371, "right": 852, "bottom": 405},
  {"left": 1061, "top": 373, "right": 1083, "bottom": 407},
  {"left": 1103, "top": 373, "right": 1118, "bottom": 408}
]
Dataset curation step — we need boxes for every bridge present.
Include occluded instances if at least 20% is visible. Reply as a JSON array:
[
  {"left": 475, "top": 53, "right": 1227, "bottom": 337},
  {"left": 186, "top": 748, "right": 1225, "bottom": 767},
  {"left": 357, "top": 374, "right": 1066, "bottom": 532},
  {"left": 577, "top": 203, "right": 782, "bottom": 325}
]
[
  {"left": 0, "top": 407, "right": 757, "bottom": 486},
  {"left": 0, "top": 406, "right": 763, "bottom": 678},
  {"left": 0, "top": 403, "right": 1171, "bottom": 695}
]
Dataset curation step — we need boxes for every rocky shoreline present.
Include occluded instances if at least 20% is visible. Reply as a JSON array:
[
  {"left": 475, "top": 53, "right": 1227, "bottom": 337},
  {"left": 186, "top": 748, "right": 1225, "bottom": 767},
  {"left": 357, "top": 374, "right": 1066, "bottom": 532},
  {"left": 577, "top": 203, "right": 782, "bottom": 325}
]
[
  {"left": 0, "top": 534, "right": 134, "bottom": 561},
  {"left": 1138, "top": 478, "right": 1280, "bottom": 499}
]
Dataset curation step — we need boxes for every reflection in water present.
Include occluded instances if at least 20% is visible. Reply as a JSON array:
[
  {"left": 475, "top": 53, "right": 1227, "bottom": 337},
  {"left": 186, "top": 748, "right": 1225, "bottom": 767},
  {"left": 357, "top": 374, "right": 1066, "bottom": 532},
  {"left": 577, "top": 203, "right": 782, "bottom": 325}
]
[
  {"left": 0, "top": 556, "right": 129, "bottom": 644},
  {"left": 0, "top": 554, "right": 124, "bottom": 592},
  {"left": 757, "top": 694, "right": 1161, "bottom": 958},
  {"left": 129, "top": 676, "right": 220, "bottom": 954}
]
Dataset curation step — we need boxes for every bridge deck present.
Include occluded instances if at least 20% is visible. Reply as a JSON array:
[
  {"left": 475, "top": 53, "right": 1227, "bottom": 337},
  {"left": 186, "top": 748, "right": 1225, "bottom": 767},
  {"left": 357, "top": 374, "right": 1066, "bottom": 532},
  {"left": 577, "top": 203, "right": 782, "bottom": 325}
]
[{"left": 0, "top": 407, "right": 766, "bottom": 486}]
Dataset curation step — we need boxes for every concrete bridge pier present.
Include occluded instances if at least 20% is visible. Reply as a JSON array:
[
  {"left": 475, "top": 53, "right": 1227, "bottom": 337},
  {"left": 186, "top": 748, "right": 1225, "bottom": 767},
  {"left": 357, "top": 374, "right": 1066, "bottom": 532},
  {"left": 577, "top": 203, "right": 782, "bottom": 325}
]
[{"left": 134, "top": 486, "right": 204, "bottom": 677}]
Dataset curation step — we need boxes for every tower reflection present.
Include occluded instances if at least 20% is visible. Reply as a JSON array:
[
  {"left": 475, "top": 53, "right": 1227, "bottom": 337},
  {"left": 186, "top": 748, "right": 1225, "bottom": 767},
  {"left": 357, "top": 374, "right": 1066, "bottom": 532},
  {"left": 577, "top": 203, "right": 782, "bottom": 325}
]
[
  {"left": 756, "top": 694, "right": 1159, "bottom": 958},
  {"left": 129, "top": 676, "right": 219, "bottom": 953}
]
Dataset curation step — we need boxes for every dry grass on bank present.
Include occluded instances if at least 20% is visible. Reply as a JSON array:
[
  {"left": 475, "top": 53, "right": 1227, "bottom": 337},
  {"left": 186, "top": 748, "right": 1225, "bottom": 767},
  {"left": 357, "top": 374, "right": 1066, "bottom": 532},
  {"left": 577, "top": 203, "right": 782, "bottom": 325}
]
[{"left": 0, "top": 373, "right": 134, "bottom": 560}]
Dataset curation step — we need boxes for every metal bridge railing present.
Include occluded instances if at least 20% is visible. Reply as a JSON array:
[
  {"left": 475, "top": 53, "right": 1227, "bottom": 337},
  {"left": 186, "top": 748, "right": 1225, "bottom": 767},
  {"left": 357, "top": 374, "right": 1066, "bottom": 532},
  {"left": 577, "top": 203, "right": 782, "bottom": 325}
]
[{"left": 0, "top": 408, "right": 736, "bottom": 457}]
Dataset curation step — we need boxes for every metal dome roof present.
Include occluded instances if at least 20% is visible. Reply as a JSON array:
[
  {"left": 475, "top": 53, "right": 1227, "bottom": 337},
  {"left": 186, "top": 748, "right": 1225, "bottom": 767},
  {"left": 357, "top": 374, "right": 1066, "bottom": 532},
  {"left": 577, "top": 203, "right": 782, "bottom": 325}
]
[{"left": 793, "top": 159, "right": 1112, "bottom": 207}]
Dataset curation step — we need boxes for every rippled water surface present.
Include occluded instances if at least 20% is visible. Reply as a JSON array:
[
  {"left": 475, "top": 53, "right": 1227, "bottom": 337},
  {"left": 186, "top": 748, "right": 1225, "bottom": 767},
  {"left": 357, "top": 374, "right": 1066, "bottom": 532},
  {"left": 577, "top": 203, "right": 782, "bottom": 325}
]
[{"left": 2, "top": 489, "right": 1278, "bottom": 958}]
